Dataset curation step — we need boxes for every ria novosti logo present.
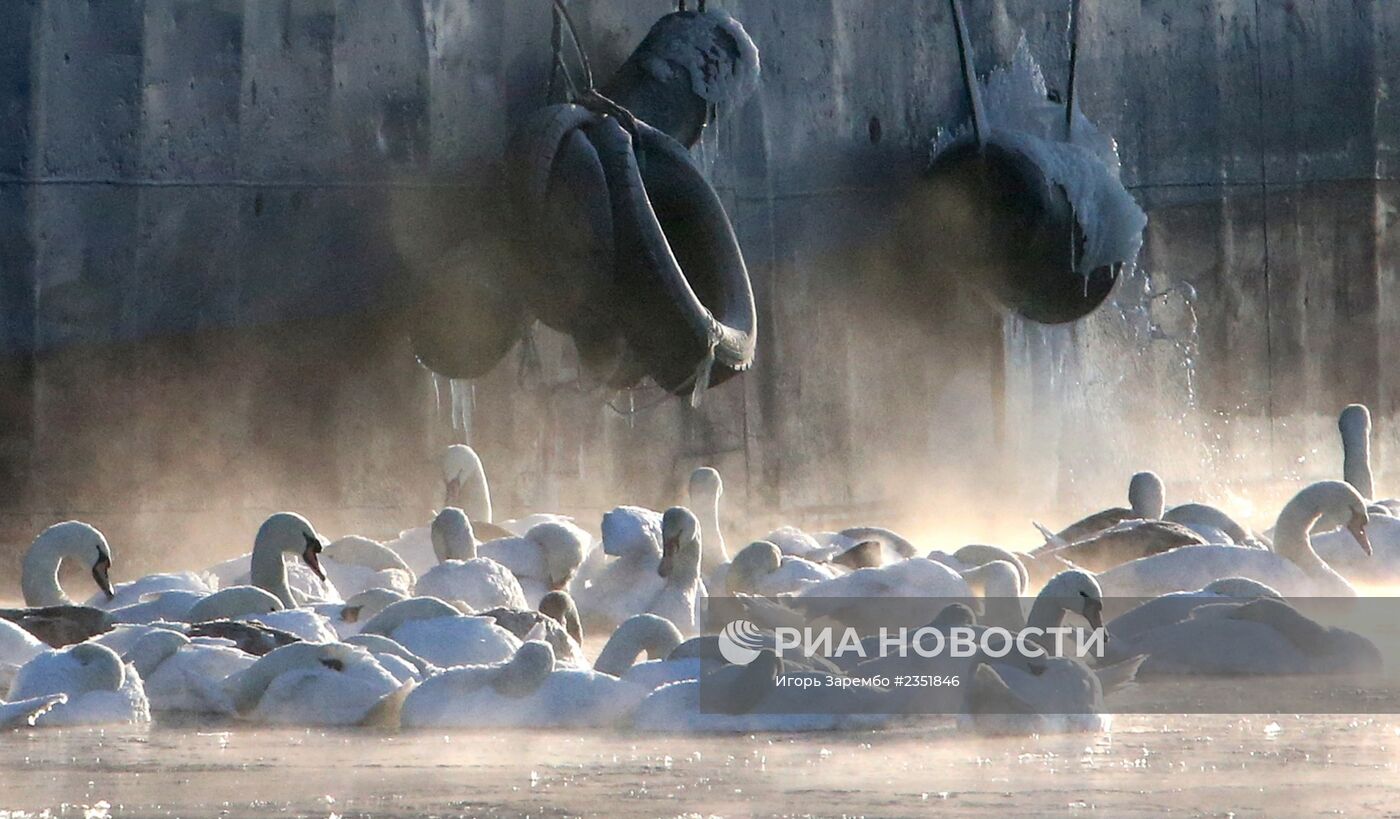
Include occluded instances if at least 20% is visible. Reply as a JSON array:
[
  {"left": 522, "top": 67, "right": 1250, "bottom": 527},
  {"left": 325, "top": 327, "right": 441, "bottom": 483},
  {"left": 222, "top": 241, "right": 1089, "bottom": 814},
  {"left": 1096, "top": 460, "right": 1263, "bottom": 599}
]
[
  {"left": 718, "top": 619, "right": 766, "bottom": 665},
  {"left": 718, "top": 619, "right": 1108, "bottom": 664}
]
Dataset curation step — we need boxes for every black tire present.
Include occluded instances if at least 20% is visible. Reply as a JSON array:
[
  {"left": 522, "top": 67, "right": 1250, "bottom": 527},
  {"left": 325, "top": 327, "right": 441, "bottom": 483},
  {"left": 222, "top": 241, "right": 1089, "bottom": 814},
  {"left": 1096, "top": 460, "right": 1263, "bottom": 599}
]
[{"left": 588, "top": 117, "right": 756, "bottom": 394}]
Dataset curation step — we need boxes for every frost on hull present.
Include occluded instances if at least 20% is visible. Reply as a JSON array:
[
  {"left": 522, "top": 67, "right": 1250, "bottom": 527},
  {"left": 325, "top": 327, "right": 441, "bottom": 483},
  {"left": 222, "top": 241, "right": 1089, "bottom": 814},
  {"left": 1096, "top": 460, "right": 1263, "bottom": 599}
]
[{"left": 926, "top": 39, "right": 1147, "bottom": 324}]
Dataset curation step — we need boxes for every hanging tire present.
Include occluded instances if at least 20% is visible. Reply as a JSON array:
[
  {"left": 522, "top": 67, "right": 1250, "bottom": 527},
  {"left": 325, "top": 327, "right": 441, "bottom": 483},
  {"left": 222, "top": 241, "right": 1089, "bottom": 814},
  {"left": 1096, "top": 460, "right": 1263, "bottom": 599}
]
[
  {"left": 408, "top": 228, "right": 527, "bottom": 380},
  {"left": 588, "top": 116, "right": 757, "bottom": 394},
  {"left": 922, "top": 135, "right": 1119, "bottom": 324}
]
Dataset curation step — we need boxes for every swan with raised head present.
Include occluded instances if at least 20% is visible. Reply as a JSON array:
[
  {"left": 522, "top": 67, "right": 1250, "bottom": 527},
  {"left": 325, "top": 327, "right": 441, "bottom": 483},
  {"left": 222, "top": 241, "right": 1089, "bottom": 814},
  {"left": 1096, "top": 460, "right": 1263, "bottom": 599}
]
[
  {"left": 1047, "top": 471, "right": 1166, "bottom": 544},
  {"left": 359, "top": 596, "right": 520, "bottom": 668},
  {"left": 1097, "top": 481, "right": 1370, "bottom": 599},
  {"left": 645, "top": 507, "right": 708, "bottom": 637},
  {"left": 1337, "top": 403, "right": 1400, "bottom": 514},
  {"left": 688, "top": 466, "right": 729, "bottom": 573},
  {"left": 205, "top": 513, "right": 337, "bottom": 607},
  {"left": 415, "top": 508, "right": 529, "bottom": 611},
  {"left": 7, "top": 642, "right": 149, "bottom": 726},
  {"left": 443, "top": 443, "right": 493, "bottom": 523}
]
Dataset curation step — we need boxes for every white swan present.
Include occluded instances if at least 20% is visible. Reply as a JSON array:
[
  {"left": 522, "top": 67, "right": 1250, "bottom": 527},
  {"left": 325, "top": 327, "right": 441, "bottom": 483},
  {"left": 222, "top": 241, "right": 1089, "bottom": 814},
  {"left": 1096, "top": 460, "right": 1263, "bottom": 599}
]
[
  {"left": 21, "top": 521, "right": 114, "bottom": 607},
  {"left": 319, "top": 536, "right": 415, "bottom": 598},
  {"left": 688, "top": 466, "right": 729, "bottom": 572},
  {"left": 443, "top": 443, "right": 493, "bottom": 523},
  {"left": 401, "top": 641, "right": 645, "bottom": 729},
  {"left": 718, "top": 540, "right": 836, "bottom": 596},
  {"left": 644, "top": 508, "right": 708, "bottom": 637},
  {"left": 217, "top": 641, "right": 406, "bottom": 726},
  {"left": 92, "top": 571, "right": 216, "bottom": 613},
  {"left": 205, "top": 513, "right": 337, "bottom": 608},
  {"left": 573, "top": 507, "right": 666, "bottom": 631},
  {"left": 414, "top": 508, "right": 528, "bottom": 611},
  {"left": 1105, "top": 577, "right": 1282, "bottom": 642},
  {"left": 1043, "top": 471, "right": 1166, "bottom": 545},
  {"left": 185, "top": 586, "right": 285, "bottom": 623},
  {"left": 7, "top": 642, "right": 149, "bottom": 726},
  {"left": 479, "top": 520, "right": 590, "bottom": 607},
  {"left": 1097, "top": 481, "right": 1370, "bottom": 599},
  {"left": 0, "top": 619, "right": 44, "bottom": 669},
  {"left": 1113, "top": 596, "right": 1380, "bottom": 676},
  {"left": 125, "top": 629, "right": 255, "bottom": 714},
  {"left": 592, "top": 613, "right": 686, "bottom": 681},
  {"left": 960, "top": 656, "right": 1142, "bottom": 735},
  {"left": 359, "top": 597, "right": 520, "bottom": 668},
  {"left": 1338, "top": 403, "right": 1400, "bottom": 514}
]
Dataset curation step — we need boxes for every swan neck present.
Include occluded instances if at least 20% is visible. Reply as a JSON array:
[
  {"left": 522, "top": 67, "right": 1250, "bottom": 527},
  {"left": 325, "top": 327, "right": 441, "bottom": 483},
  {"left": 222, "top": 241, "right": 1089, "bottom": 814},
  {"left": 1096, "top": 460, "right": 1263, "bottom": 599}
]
[
  {"left": 1342, "top": 427, "right": 1375, "bottom": 499},
  {"left": 1024, "top": 594, "right": 1066, "bottom": 632},
  {"left": 21, "top": 538, "right": 71, "bottom": 607},
  {"left": 694, "top": 492, "right": 727, "bottom": 572},
  {"left": 1273, "top": 493, "right": 1334, "bottom": 577},
  {"left": 251, "top": 542, "right": 295, "bottom": 609},
  {"left": 594, "top": 616, "right": 682, "bottom": 676},
  {"left": 459, "top": 471, "right": 492, "bottom": 525}
]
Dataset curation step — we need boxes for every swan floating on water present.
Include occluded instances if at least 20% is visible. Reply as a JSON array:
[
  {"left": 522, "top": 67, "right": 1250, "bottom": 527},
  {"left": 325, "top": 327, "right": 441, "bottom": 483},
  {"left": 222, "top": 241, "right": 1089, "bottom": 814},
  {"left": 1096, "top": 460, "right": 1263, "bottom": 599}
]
[
  {"left": 415, "top": 507, "right": 529, "bottom": 611},
  {"left": 645, "top": 507, "right": 709, "bottom": 637},
  {"left": 358, "top": 596, "right": 520, "bottom": 668},
  {"left": 7, "top": 642, "right": 149, "bottom": 726},
  {"left": 1096, "top": 481, "right": 1370, "bottom": 599}
]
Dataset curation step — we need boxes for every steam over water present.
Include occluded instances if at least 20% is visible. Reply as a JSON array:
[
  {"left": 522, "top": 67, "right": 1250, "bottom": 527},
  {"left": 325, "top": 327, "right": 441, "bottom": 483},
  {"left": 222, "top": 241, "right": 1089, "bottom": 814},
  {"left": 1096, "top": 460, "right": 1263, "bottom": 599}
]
[{"left": 3, "top": 716, "right": 1398, "bottom": 817}]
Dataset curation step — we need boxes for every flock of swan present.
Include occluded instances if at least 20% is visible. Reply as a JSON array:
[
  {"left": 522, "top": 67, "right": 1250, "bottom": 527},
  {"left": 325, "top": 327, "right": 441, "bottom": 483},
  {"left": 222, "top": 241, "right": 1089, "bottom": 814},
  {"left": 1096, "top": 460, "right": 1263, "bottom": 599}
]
[{"left": 0, "top": 404, "right": 1393, "bottom": 734}]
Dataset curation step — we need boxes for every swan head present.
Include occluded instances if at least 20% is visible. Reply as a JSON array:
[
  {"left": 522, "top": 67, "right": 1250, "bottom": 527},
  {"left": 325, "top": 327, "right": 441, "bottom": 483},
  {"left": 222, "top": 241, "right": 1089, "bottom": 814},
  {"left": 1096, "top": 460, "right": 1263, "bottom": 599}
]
[
  {"left": 1128, "top": 471, "right": 1166, "bottom": 519},
  {"left": 1340, "top": 403, "right": 1372, "bottom": 438},
  {"left": 492, "top": 641, "right": 554, "bottom": 697},
  {"left": 526, "top": 521, "right": 589, "bottom": 590},
  {"left": 1274, "top": 481, "right": 1371, "bottom": 559},
  {"left": 658, "top": 507, "right": 701, "bottom": 579},
  {"left": 688, "top": 466, "right": 723, "bottom": 501},
  {"left": 1040, "top": 570, "right": 1105, "bottom": 631},
  {"left": 538, "top": 591, "right": 583, "bottom": 645},
  {"left": 431, "top": 507, "right": 476, "bottom": 563},
  {"left": 255, "top": 512, "right": 327, "bottom": 581},
  {"left": 26, "top": 521, "right": 115, "bottom": 604},
  {"left": 186, "top": 586, "right": 284, "bottom": 622},
  {"left": 728, "top": 540, "right": 782, "bottom": 592}
]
